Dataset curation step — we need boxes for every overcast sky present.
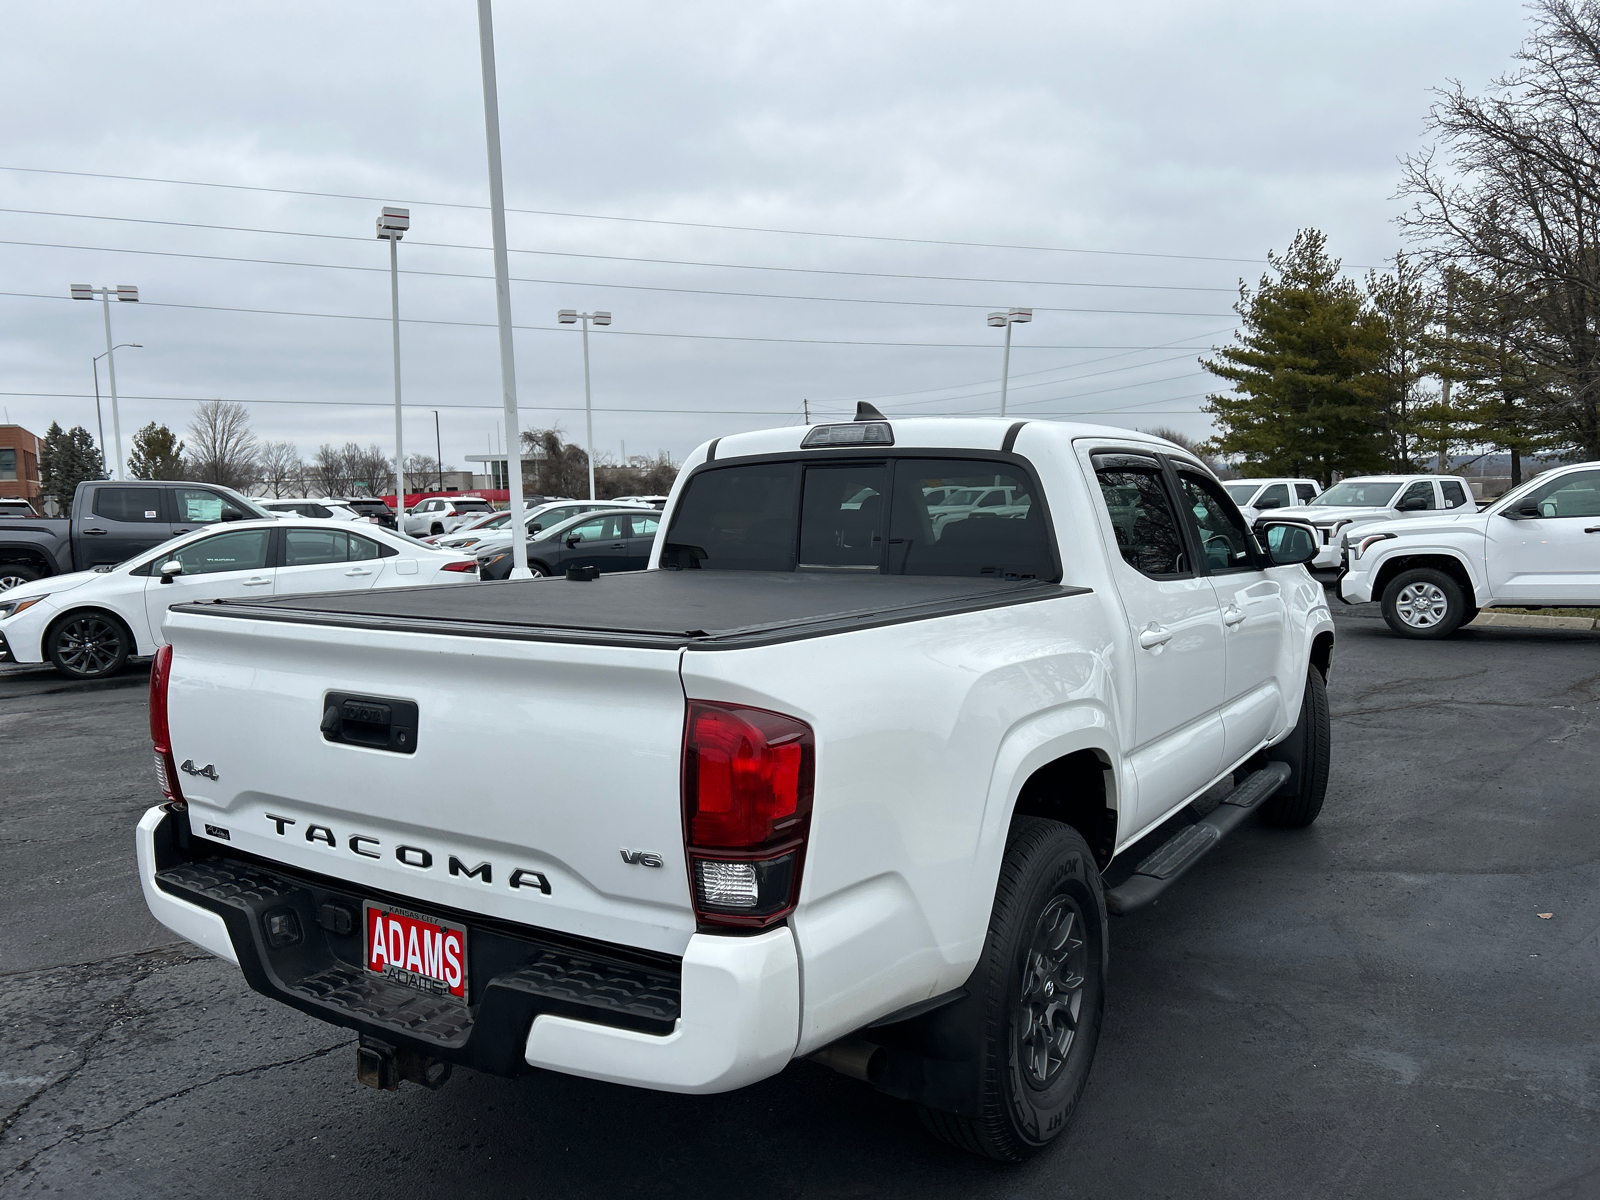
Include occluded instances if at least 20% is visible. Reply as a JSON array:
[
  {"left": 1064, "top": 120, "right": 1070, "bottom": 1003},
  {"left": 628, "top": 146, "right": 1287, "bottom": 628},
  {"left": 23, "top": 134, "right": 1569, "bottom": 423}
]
[{"left": 0, "top": 1, "right": 1531, "bottom": 478}]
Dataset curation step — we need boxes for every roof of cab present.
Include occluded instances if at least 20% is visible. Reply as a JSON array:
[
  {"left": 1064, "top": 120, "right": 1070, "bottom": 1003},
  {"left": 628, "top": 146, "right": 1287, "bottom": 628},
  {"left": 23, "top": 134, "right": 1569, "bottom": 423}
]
[{"left": 698, "top": 417, "right": 1185, "bottom": 463}]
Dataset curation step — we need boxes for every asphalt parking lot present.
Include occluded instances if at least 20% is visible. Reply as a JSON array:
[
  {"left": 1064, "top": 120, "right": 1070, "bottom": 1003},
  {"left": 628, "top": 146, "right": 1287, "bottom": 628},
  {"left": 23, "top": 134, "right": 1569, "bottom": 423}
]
[{"left": 2, "top": 602, "right": 1596, "bottom": 1199}]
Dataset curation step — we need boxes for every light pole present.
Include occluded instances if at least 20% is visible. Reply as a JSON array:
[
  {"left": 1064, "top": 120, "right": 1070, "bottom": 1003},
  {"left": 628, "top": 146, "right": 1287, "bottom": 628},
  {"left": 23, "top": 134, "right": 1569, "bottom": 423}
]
[
  {"left": 377, "top": 207, "right": 410, "bottom": 523},
  {"left": 476, "top": 0, "right": 531, "bottom": 578},
  {"left": 92, "top": 343, "right": 142, "bottom": 471},
  {"left": 432, "top": 409, "right": 443, "bottom": 491},
  {"left": 71, "top": 284, "right": 139, "bottom": 479},
  {"left": 986, "top": 308, "right": 1033, "bottom": 417},
  {"left": 557, "top": 310, "right": 611, "bottom": 500}
]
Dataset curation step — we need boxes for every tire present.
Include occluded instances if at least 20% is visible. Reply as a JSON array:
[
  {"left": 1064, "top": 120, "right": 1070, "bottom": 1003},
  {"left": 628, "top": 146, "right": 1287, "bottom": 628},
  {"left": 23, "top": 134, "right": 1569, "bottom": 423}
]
[
  {"left": 919, "top": 818, "right": 1107, "bottom": 1162},
  {"left": 0, "top": 564, "right": 43, "bottom": 592},
  {"left": 1260, "top": 667, "right": 1330, "bottom": 828},
  {"left": 45, "top": 611, "right": 132, "bottom": 680},
  {"left": 527, "top": 563, "right": 548, "bottom": 578},
  {"left": 430, "top": 523, "right": 444, "bottom": 536},
  {"left": 1381, "top": 566, "right": 1469, "bottom": 639}
]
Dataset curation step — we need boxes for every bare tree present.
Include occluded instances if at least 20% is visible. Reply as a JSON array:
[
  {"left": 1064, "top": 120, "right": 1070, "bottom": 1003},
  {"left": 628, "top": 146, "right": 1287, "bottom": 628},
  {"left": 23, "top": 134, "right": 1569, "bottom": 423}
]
[
  {"left": 1399, "top": 0, "right": 1600, "bottom": 457},
  {"left": 257, "top": 440, "right": 304, "bottom": 497},
  {"left": 185, "top": 400, "right": 260, "bottom": 492},
  {"left": 348, "top": 444, "right": 395, "bottom": 498},
  {"left": 404, "top": 452, "right": 448, "bottom": 491},
  {"left": 308, "top": 443, "right": 351, "bottom": 497}
]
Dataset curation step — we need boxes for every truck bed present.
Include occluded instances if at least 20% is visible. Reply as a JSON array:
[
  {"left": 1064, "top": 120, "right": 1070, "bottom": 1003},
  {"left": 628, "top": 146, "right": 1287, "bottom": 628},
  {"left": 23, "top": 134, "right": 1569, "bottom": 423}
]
[{"left": 174, "top": 570, "right": 1085, "bottom": 650}]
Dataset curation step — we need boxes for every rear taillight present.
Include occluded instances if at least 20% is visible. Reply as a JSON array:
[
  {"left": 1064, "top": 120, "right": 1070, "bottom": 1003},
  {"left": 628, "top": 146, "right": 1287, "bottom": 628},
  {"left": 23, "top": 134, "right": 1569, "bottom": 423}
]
[
  {"left": 682, "top": 700, "right": 814, "bottom": 929},
  {"left": 149, "top": 643, "right": 184, "bottom": 806},
  {"left": 441, "top": 559, "right": 478, "bottom": 573}
]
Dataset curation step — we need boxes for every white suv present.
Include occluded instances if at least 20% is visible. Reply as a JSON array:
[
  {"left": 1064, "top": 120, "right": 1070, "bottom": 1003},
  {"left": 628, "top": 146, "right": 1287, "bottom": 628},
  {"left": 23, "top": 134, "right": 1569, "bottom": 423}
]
[
  {"left": 402, "top": 496, "right": 497, "bottom": 538},
  {"left": 1299, "top": 474, "right": 1476, "bottom": 568},
  {"left": 1222, "top": 478, "right": 1321, "bottom": 522}
]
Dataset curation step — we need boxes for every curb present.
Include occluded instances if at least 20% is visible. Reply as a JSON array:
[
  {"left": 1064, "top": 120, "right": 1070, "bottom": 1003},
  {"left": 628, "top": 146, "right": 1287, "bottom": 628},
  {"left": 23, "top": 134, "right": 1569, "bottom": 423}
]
[{"left": 1469, "top": 612, "right": 1599, "bottom": 632}]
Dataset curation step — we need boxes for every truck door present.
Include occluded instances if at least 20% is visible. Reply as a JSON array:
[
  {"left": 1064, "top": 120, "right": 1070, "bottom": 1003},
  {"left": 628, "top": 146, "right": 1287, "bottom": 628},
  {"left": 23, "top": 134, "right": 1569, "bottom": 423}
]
[
  {"left": 1487, "top": 468, "right": 1600, "bottom": 603},
  {"left": 1173, "top": 469, "right": 1288, "bottom": 766},
  {"left": 1089, "top": 453, "right": 1226, "bottom": 831},
  {"left": 76, "top": 486, "right": 174, "bottom": 568},
  {"left": 169, "top": 486, "right": 250, "bottom": 536}
]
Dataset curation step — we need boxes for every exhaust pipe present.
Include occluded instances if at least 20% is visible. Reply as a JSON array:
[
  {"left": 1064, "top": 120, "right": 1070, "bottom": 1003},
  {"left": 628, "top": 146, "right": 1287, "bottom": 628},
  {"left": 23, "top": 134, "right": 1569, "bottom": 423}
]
[{"left": 808, "top": 1038, "right": 886, "bottom": 1083}]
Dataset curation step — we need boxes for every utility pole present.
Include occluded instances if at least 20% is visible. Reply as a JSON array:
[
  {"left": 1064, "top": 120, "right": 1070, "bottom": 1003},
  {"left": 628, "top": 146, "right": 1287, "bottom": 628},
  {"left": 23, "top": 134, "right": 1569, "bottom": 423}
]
[
  {"left": 557, "top": 309, "right": 611, "bottom": 500},
  {"left": 987, "top": 308, "right": 1032, "bottom": 417},
  {"left": 377, "top": 207, "right": 410, "bottom": 522},
  {"left": 70, "top": 284, "right": 139, "bottom": 478}
]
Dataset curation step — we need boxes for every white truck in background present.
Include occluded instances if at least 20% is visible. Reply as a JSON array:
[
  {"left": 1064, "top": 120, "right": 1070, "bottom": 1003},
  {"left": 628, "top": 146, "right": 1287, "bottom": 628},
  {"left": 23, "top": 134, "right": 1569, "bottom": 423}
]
[{"left": 137, "top": 413, "right": 1335, "bottom": 1161}]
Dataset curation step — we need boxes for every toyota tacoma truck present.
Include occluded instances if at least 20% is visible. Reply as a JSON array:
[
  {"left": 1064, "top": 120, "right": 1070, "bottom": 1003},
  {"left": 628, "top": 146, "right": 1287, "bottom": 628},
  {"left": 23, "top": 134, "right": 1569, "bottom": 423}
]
[{"left": 136, "top": 413, "right": 1335, "bottom": 1161}]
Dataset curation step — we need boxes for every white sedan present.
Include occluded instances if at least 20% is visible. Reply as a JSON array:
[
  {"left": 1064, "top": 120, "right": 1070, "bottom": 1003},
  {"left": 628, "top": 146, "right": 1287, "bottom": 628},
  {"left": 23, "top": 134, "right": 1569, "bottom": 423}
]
[
  {"left": 257, "top": 497, "right": 377, "bottom": 523},
  {"left": 0, "top": 518, "right": 478, "bottom": 680}
]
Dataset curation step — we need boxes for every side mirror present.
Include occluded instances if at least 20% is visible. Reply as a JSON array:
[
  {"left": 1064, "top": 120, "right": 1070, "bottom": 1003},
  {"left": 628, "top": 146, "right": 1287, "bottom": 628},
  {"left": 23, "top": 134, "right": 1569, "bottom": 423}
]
[
  {"left": 220, "top": 507, "right": 245, "bottom": 522},
  {"left": 530, "top": 523, "right": 543, "bottom": 534},
  {"left": 1258, "top": 522, "right": 1319, "bottom": 567},
  {"left": 1396, "top": 496, "right": 1427, "bottom": 512},
  {"left": 159, "top": 559, "right": 184, "bottom": 584},
  {"left": 1255, "top": 496, "right": 1282, "bottom": 510},
  {"left": 1517, "top": 505, "right": 1542, "bottom": 519},
  {"left": 566, "top": 536, "right": 582, "bottom": 548}
]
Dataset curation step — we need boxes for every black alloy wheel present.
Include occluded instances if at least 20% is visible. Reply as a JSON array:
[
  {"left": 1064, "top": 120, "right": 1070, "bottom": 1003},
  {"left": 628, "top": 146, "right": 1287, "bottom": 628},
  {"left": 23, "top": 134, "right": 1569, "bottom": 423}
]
[
  {"left": 919, "top": 818, "right": 1106, "bottom": 1162},
  {"left": 46, "top": 613, "right": 131, "bottom": 679}
]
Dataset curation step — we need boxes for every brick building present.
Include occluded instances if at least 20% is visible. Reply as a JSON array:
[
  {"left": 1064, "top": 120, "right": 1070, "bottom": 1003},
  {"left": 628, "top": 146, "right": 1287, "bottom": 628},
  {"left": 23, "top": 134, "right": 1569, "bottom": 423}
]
[{"left": 0, "top": 425, "right": 43, "bottom": 510}]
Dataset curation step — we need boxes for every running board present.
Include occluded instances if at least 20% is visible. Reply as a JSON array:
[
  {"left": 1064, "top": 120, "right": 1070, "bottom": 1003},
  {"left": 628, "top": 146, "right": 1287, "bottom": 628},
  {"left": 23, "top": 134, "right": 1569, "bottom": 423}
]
[{"left": 1105, "top": 760, "right": 1291, "bottom": 915}]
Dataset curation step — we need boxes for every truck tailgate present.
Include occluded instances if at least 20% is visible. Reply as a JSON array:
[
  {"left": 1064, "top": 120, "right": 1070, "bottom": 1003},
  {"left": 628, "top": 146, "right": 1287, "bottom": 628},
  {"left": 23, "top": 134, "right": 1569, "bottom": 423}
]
[{"left": 162, "top": 607, "right": 695, "bottom": 956}]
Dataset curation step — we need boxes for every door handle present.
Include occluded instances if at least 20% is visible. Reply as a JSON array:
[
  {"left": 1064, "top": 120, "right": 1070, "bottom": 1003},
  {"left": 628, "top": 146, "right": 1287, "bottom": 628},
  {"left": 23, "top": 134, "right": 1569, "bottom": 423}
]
[
  {"left": 1223, "top": 605, "right": 1247, "bottom": 627},
  {"left": 344, "top": 567, "right": 372, "bottom": 576},
  {"left": 610, "top": 542, "right": 626, "bottom": 548},
  {"left": 173, "top": 527, "right": 193, "bottom": 534},
  {"left": 243, "top": 577, "right": 272, "bottom": 586},
  {"left": 1585, "top": 526, "right": 1600, "bottom": 534},
  {"left": 83, "top": 528, "right": 108, "bottom": 535},
  {"left": 1138, "top": 624, "right": 1172, "bottom": 649}
]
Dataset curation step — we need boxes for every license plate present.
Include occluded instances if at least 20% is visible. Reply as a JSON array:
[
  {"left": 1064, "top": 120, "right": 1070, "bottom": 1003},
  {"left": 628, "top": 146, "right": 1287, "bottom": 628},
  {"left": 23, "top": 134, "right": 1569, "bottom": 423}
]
[{"left": 363, "top": 902, "right": 469, "bottom": 1002}]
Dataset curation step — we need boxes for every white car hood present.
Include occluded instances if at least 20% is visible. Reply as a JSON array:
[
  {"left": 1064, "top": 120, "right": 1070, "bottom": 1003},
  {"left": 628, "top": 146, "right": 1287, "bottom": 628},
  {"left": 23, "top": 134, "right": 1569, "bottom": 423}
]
[
  {"left": 3, "top": 568, "right": 105, "bottom": 602},
  {"left": 1304, "top": 506, "right": 1391, "bottom": 525}
]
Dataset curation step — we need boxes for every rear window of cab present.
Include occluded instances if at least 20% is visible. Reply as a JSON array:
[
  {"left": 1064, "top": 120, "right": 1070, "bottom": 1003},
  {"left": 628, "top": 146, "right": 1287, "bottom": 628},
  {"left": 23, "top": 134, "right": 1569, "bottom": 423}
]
[{"left": 662, "top": 457, "right": 1057, "bottom": 580}]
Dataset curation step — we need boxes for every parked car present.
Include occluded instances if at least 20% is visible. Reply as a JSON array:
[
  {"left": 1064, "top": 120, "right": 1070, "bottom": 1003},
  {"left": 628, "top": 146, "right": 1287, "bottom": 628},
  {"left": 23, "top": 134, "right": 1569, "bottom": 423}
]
[
  {"left": 330, "top": 497, "right": 397, "bottom": 530},
  {"left": 453, "top": 500, "right": 625, "bottom": 557},
  {"left": 476, "top": 508, "right": 661, "bottom": 579},
  {"left": 259, "top": 497, "right": 376, "bottom": 524},
  {"left": 402, "top": 496, "right": 497, "bottom": 538},
  {"left": 136, "top": 416, "right": 1332, "bottom": 1162},
  {"left": 0, "top": 479, "right": 275, "bottom": 592},
  {"left": 0, "top": 518, "right": 478, "bottom": 679},
  {"left": 0, "top": 498, "right": 41, "bottom": 519},
  {"left": 1299, "top": 474, "right": 1477, "bottom": 568},
  {"left": 1338, "top": 460, "right": 1600, "bottom": 637},
  {"left": 609, "top": 494, "right": 669, "bottom": 507},
  {"left": 1221, "top": 477, "right": 1321, "bottom": 522}
]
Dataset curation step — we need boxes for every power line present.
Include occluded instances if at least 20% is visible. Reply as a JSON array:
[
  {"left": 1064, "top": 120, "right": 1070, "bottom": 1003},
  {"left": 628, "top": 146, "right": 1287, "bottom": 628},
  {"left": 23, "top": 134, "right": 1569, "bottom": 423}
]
[
  {"left": 0, "top": 214, "right": 1241, "bottom": 296},
  {"left": 0, "top": 164, "right": 1276, "bottom": 265},
  {"left": 0, "top": 290, "right": 1215, "bottom": 351}
]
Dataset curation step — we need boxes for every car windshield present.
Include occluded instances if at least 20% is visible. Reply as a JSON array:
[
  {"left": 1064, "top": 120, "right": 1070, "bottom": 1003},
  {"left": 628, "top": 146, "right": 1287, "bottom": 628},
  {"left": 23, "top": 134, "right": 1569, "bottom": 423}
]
[
  {"left": 1309, "top": 481, "right": 1401, "bottom": 507},
  {"left": 1223, "top": 482, "right": 1260, "bottom": 503}
]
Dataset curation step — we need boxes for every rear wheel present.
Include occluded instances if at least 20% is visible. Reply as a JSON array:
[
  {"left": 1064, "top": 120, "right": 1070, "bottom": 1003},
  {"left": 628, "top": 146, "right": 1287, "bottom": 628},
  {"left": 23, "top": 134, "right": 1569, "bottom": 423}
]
[
  {"left": 46, "top": 612, "right": 132, "bottom": 680},
  {"left": 1260, "top": 666, "right": 1331, "bottom": 828},
  {"left": 1381, "top": 567, "right": 1469, "bottom": 638},
  {"left": 918, "top": 818, "right": 1106, "bottom": 1161},
  {"left": 0, "top": 564, "right": 42, "bottom": 592}
]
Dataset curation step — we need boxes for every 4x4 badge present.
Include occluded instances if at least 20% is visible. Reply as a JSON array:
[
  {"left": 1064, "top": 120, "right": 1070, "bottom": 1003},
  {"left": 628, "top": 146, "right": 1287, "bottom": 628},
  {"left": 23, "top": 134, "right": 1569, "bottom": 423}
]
[{"left": 180, "top": 759, "right": 219, "bottom": 781}]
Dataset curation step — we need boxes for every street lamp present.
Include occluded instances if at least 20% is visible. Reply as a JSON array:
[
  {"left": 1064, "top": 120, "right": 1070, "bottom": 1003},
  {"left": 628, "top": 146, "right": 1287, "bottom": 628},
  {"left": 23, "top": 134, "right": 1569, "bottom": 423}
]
[
  {"left": 71, "top": 284, "right": 139, "bottom": 479},
  {"left": 377, "top": 206, "right": 410, "bottom": 522},
  {"left": 92, "top": 343, "right": 142, "bottom": 471},
  {"left": 557, "top": 309, "right": 611, "bottom": 500},
  {"left": 476, "top": 0, "right": 531, "bottom": 578},
  {"left": 986, "top": 308, "right": 1032, "bottom": 417}
]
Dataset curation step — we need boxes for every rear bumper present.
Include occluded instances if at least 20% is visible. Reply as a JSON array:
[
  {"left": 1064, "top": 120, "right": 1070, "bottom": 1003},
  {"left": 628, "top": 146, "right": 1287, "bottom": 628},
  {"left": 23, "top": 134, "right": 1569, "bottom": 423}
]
[{"left": 137, "top": 804, "right": 799, "bottom": 1093}]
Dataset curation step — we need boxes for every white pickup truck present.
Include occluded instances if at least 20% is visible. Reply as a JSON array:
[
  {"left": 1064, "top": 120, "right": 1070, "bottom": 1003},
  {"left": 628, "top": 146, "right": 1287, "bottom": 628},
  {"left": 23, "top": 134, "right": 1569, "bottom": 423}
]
[
  {"left": 136, "top": 414, "right": 1335, "bottom": 1161},
  {"left": 1338, "top": 459, "right": 1600, "bottom": 637}
]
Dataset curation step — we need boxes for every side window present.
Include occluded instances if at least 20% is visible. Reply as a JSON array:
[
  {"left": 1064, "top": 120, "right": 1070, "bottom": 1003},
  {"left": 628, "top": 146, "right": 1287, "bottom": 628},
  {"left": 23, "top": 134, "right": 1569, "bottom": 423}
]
[
  {"left": 283, "top": 528, "right": 348, "bottom": 566},
  {"left": 1257, "top": 483, "right": 1291, "bottom": 509},
  {"left": 348, "top": 534, "right": 389, "bottom": 560},
  {"left": 565, "top": 518, "right": 608, "bottom": 542},
  {"left": 1399, "top": 481, "right": 1437, "bottom": 510},
  {"left": 1528, "top": 469, "right": 1600, "bottom": 517},
  {"left": 92, "top": 488, "right": 164, "bottom": 523},
  {"left": 663, "top": 463, "right": 800, "bottom": 570},
  {"left": 799, "top": 464, "right": 887, "bottom": 569},
  {"left": 1093, "top": 460, "right": 1188, "bottom": 578},
  {"left": 173, "top": 488, "right": 231, "bottom": 524},
  {"left": 628, "top": 514, "right": 660, "bottom": 538},
  {"left": 1440, "top": 481, "right": 1470, "bottom": 510},
  {"left": 1176, "top": 472, "right": 1258, "bottom": 572},
  {"left": 305, "top": 503, "right": 334, "bottom": 519},
  {"left": 1295, "top": 483, "right": 1319, "bottom": 503},
  {"left": 173, "top": 529, "right": 271, "bottom": 575}
]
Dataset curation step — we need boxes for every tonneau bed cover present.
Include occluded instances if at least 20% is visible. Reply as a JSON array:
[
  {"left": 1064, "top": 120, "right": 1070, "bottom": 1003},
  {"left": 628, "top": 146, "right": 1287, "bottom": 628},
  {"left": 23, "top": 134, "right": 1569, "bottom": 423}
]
[{"left": 174, "top": 570, "right": 1086, "bottom": 650}]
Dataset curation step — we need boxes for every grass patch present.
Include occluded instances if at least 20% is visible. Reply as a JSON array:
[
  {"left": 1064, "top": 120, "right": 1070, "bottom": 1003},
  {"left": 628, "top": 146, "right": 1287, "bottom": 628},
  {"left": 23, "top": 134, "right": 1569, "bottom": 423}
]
[{"left": 1489, "top": 607, "right": 1600, "bottom": 618}]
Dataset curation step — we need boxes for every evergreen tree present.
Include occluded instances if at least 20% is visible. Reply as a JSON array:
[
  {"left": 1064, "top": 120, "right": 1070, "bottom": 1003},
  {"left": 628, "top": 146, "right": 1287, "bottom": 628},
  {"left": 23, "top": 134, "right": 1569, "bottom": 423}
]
[
  {"left": 1364, "top": 253, "right": 1437, "bottom": 470},
  {"left": 38, "top": 422, "right": 106, "bottom": 511},
  {"left": 128, "top": 422, "right": 186, "bottom": 480},
  {"left": 1202, "top": 230, "right": 1387, "bottom": 484}
]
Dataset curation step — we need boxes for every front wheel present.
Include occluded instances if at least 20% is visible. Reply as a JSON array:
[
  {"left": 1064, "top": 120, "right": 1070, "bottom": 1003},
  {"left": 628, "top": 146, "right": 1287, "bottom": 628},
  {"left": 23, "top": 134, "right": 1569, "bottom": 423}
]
[
  {"left": 1381, "top": 567, "right": 1470, "bottom": 638},
  {"left": 1261, "top": 666, "right": 1331, "bottom": 827},
  {"left": 46, "top": 612, "right": 132, "bottom": 680},
  {"left": 919, "top": 818, "right": 1106, "bottom": 1162}
]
